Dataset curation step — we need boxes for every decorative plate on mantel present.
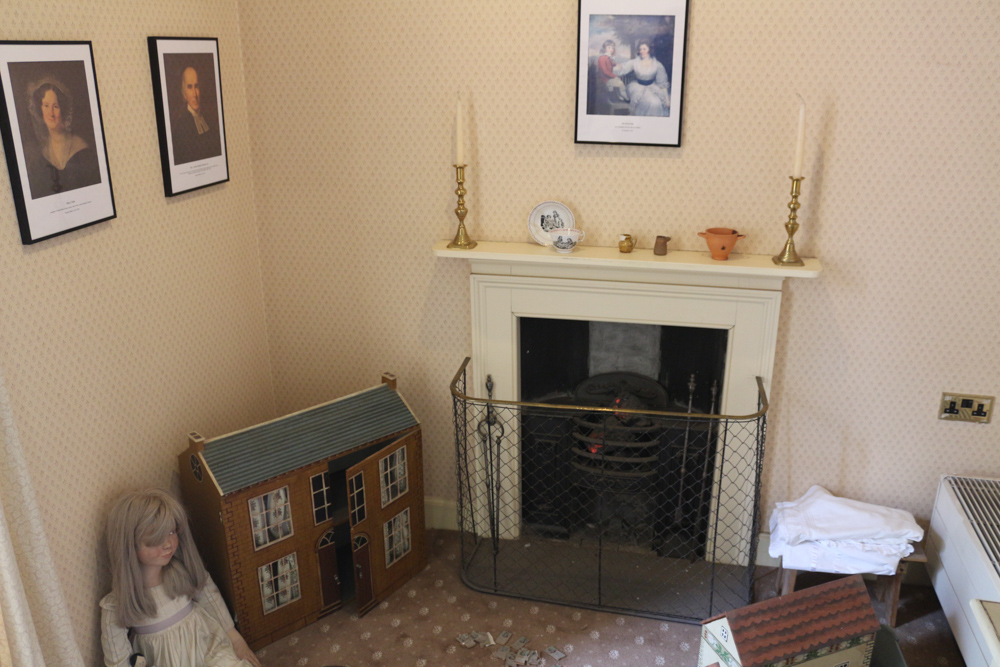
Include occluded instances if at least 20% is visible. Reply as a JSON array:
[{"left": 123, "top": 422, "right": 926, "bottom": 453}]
[{"left": 528, "top": 201, "right": 575, "bottom": 246}]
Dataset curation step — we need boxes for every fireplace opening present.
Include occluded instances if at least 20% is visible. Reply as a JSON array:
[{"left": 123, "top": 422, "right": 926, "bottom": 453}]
[
  {"left": 519, "top": 318, "right": 727, "bottom": 413},
  {"left": 518, "top": 318, "right": 729, "bottom": 557}
]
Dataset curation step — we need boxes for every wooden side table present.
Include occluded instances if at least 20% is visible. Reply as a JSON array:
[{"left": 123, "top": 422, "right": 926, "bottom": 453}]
[{"left": 778, "top": 541, "right": 927, "bottom": 628}]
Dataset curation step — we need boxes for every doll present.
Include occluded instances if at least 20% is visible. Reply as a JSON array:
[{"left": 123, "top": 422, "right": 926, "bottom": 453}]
[{"left": 100, "top": 488, "right": 263, "bottom": 667}]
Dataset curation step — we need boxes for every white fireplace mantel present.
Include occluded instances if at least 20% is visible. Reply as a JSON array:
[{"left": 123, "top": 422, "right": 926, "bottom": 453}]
[{"left": 433, "top": 240, "right": 821, "bottom": 291}]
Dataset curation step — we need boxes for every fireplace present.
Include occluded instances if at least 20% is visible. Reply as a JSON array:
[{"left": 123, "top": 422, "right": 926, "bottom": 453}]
[{"left": 437, "top": 240, "right": 820, "bottom": 622}]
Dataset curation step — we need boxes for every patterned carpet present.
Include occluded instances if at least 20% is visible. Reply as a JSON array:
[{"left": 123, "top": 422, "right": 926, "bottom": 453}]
[{"left": 257, "top": 529, "right": 965, "bottom": 667}]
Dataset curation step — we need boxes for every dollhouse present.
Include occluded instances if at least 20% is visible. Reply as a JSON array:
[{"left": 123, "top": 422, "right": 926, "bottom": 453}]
[
  {"left": 698, "top": 575, "right": 880, "bottom": 667},
  {"left": 178, "top": 374, "right": 426, "bottom": 649}
]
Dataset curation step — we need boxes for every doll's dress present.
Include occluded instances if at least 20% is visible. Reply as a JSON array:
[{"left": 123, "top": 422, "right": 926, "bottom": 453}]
[{"left": 100, "top": 578, "right": 252, "bottom": 667}]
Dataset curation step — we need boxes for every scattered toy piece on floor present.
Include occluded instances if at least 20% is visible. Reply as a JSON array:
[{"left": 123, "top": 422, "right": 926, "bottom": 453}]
[
  {"left": 473, "top": 631, "right": 495, "bottom": 646},
  {"left": 545, "top": 646, "right": 567, "bottom": 660}
]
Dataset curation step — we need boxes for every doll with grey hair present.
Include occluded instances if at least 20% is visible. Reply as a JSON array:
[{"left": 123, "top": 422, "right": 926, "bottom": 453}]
[{"left": 99, "top": 489, "right": 263, "bottom": 667}]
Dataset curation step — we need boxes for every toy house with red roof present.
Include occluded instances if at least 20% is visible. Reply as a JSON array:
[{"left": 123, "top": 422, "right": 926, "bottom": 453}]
[{"left": 698, "top": 574, "right": 880, "bottom": 667}]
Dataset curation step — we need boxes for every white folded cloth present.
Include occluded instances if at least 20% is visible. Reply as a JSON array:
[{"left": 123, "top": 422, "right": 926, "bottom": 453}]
[{"left": 768, "top": 485, "right": 924, "bottom": 576}]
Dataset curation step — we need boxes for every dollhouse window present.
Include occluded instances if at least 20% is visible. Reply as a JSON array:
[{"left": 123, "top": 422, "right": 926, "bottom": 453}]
[
  {"left": 378, "top": 445, "right": 408, "bottom": 508},
  {"left": 257, "top": 552, "right": 301, "bottom": 614},
  {"left": 248, "top": 486, "right": 293, "bottom": 550},
  {"left": 348, "top": 472, "right": 366, "bottom": 525},
  {"left": 383, "top": 507, "right": 411, "bottom": 568},
  {"left": 318, "top": 528, "right": 336, "bottom": 548},
  {"left": 310, "top": 472, "right": 335, "bottom": 524}
]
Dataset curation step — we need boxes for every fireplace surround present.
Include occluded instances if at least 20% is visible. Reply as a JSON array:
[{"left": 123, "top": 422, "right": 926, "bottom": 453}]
[{"left": 436, "top": 240, "right": 820, "bottom": 620}]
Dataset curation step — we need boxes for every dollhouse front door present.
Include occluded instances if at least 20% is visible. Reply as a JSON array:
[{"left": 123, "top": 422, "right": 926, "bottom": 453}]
[
  {"left": 353, "top": 534, "right": 374, "bottom": 615},
  {"left": 317, "top": 529, "right": 341, "bottom": 610}
]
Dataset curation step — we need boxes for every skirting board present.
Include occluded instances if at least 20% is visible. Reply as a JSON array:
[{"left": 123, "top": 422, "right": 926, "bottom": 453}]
[{"left": 424, "top": 496, "right": 460, "bottom": 533}]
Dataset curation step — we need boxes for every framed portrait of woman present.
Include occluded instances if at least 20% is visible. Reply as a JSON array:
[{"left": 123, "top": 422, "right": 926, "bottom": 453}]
[
  {"left": 574, "top": 0, "right": 689, "bottom": 147},
  {"left": 0, "top": 41, "right": 116, "bottom": 244},
  {"left": 147, "top": 37, "right": 229, "bottom": 197}
]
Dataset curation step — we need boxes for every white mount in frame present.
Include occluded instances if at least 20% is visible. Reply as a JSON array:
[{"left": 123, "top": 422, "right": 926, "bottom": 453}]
[{"left": 574, "top": 0, "right": 689, "bottom": 147}]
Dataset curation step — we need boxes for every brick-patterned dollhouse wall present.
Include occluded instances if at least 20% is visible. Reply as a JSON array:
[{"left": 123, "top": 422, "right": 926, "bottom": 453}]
[
  {"left": 370, "top": 430, "right": 427, "bottom": 603},
  {"left": 219, "top": 460, "right": 342, "bottom": 647}
]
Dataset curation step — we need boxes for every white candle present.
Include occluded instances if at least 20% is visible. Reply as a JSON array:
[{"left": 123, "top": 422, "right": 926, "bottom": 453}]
[
  {"left": 455, "top": 93, "right": 465, "bottom": 165},
  {"left": 792, "top": 96, "right": 805, "bottom": 178}
]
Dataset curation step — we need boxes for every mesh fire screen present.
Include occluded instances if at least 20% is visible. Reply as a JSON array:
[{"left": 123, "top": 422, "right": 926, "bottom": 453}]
[{"left": 450, "top": 358, "right": 768, "bottom": 623}]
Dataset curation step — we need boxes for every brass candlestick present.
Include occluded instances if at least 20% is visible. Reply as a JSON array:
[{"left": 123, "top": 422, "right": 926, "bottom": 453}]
[
  {"left": 772, "top": 176, "right": 805, "bottom": 266},
  {"left": 447, "top": 164, "right": 476, "bottom": 249}
]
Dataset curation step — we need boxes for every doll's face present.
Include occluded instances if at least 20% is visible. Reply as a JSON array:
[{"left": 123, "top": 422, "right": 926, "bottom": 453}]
[{"left": 138, "top": 527, "right": 178, "bottom": 569}]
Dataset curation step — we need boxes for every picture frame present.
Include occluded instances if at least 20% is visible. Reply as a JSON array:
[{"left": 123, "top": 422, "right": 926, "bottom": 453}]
[
  {"left": 0, "top": 41, "right": 116, "bottom": 244},
  {"left": 147, "top": 37, "right": 229, "bottom": 196},
  {"left": 574, "top": 0, "right": 689, "bottom": 147}
]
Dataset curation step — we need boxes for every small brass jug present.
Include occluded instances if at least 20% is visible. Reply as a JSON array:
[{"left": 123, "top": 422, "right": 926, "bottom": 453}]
[{"left": 618, "top": 234, "right": 635, "bottom": 253}]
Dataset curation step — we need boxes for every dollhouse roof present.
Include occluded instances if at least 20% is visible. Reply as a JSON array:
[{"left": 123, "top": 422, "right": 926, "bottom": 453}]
[
  {"left": 202, "top": 384, "right": 418, "bottom": 494},
  {"left": 703, "top": 575, "right": 879, "bottom": 667}
]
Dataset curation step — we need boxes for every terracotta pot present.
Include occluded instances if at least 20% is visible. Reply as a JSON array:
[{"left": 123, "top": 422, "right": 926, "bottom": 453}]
[{"left": 698, "top": 227, "right": 746, "bottom": 261}]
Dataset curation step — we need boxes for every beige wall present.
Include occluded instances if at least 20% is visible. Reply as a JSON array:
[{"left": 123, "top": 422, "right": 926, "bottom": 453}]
[
  {"left": 239, "top": 0, "right": 999, "bottom": 527},
  {"left": 1, "top": 0, "right": 999, "bottom": 662},
  {"left": 0, "top": 1, "right": 275, "bottom": 662}
]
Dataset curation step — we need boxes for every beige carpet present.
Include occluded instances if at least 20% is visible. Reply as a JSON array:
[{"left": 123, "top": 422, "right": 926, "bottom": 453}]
[{"left": 257, "top": 529, "right": 964, "bottom": 667}]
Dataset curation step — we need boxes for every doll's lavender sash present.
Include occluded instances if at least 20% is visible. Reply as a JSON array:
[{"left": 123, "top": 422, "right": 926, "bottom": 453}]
[{"left": 132, "top": 602, "right": 194, "bottom": 635}]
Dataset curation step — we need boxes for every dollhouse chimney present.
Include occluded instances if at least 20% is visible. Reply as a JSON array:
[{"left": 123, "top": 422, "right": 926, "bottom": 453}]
[
  {"left": 188, "top": 432, "right": 205, "bottom": 452},
  {"left": 381, "top": 373, "right": 397, "bottom": 390}
]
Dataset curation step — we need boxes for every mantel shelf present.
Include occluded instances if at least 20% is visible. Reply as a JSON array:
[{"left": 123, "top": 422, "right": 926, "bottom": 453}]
[{"left": 433, "top": 240, "right": 821, "bottom": 288}]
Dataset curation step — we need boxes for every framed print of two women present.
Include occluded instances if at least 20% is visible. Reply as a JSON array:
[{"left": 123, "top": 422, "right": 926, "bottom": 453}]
[{"left": 575, "top": 0, "right": 689, "bottom": 147}]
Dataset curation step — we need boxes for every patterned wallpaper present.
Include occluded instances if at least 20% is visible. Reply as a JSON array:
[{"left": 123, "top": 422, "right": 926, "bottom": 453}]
[
  {"left": 239, "top": 0, "right": 999, "bottom": 530},
  {"left": 0, "top": 1, "right": 274, "bottom": 662},
  {"left": 0, "top": 0, "right": 998, "bottom": 662}
]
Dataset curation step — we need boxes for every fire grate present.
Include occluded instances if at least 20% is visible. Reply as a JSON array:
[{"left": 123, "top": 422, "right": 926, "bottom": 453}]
[{"left": 450, "top": 357, "right": 769, "bottom": 624}]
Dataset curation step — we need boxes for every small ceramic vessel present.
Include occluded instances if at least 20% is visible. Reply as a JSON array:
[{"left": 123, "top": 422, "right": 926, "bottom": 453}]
[
  {"left": 654, "top": 235, "right": 670, "bottom": 256},
  {"left": 549, "top": 228, "right": 585, "bottom": 253},
  {"left": 698, "top": 227, "right": 746, "bottom": 261}
]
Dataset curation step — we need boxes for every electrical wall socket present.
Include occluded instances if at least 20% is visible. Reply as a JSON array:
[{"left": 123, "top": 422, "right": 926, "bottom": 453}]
[{"left": 939, "top": 392, "right": 994, "bottom": 424}]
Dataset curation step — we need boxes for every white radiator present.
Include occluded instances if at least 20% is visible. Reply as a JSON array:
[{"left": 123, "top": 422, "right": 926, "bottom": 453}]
[{"left": 926, "top": 475, "right": 1000, "bottom": 667}]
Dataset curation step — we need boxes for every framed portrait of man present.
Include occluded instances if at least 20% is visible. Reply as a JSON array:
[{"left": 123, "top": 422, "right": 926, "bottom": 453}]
[
  {"left": 0, "top": 41, "right": 116, "bottom": 244},
  {"left": 574, "top": 0, "right": 689, "bottom": 147},
  {"left": 148, "top": 37, "right": 229, "bottom": 196}
]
